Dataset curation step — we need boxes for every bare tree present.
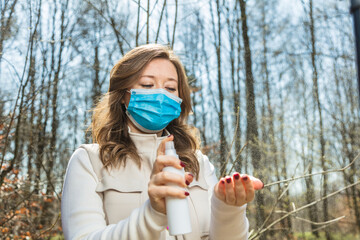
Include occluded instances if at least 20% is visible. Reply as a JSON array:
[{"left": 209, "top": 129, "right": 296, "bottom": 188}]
[
  {"left": 238, "top": 0, "right": 266, "bottom": 237},
  {"left": 0, "top": 0, "right": 18, "bottom": 64},
  {"left": 306, "top": 1, "right": 330, "bottom": 238},
  {"left": 0, "top": 0, "right": 41, "bottom": 187},
  {"left": 209, "top": 0, "right": 226, "bottom": 176},
  {"left": 225, "top": 1, "right": 243, "bottom": 172}
]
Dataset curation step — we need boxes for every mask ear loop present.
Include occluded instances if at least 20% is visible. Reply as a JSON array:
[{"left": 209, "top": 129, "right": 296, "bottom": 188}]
[{"left": 121, "top": 90, "right": 132, "bottom": 109}]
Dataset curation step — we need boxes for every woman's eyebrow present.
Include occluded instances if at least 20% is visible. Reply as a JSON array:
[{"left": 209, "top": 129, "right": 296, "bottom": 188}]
[{"left": 141, "top": 75, "right": 178, "bottom": 82}]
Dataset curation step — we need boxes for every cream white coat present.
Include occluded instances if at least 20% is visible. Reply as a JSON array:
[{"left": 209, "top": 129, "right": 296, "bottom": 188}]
[{"left": 61, "top": 130, "right": 249, "bottom": 239}]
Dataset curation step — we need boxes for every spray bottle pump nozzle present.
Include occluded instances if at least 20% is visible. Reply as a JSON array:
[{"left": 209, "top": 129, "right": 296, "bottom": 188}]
[{"left": 165, "top": 141, "right": 178, "bottom": 158}]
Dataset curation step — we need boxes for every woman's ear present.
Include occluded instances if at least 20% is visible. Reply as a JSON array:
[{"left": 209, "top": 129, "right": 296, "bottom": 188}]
[{"left": 122, "top": 90, "right": 131, "bottom": 106}]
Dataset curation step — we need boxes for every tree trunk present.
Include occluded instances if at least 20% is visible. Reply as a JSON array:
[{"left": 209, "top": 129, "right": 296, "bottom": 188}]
[
  {"left": 198, "top": 14, "right": 208, "bottom": 148},
  {"left": 226, "top": 2, "right": 242, "bottom": 172},
  {"left": 308, "top": 1, "right": 329, "bottom": 238},
  {"left": 238, "top": 0, "right": 266, "bottom": 238},
  {"left": 171, "top": 0, "right": 178, "bottom": 48},
  {"left": 41, "top": 0, "right": 68, "bottom": 227},
  {"left": 279, "top": 89, "right": 293, "bottom": 237},
  {"left": 235, "top": 2, "right": 243, "bottom": 171},
  {"left": 26, "top": 41, "right": 37, "bottom": 186},
  {"left": 299, "top": 60, "right": 319, "bottom": 236},
  {"left": 209, "top": 0, "right": 226, "bottom": 176},
  {"left": 0, "top": 0, "right": 40, "bottom": 186},
  {"left": 0, "top": 0, "right": 18, "bottom": 64},
  {"left": 92, "top": 46, "right": 101, "bottom": 107}
]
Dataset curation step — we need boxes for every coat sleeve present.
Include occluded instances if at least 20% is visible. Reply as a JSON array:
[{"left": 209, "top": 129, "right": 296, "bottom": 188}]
[
  {"left": 200, "top": 153, "right": 249, "bottom": 240},
  {"left": 61, "top": 148, "right": 167, "bottom": 240}
]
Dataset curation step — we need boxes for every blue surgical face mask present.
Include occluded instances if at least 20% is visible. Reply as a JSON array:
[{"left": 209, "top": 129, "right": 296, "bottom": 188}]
[{"left": 125, "top": 88, "right": 183, "bottom": 133}]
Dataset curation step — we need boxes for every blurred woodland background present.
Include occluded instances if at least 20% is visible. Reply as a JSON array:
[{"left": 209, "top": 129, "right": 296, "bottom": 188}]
[{"left": 1, "top": 0, "right": 360, "bottom": 239}]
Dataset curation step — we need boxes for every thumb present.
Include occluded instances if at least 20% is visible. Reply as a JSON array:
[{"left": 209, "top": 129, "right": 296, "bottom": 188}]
[{"left": 157, "top": 134, "right": 174, "bottom": 156}]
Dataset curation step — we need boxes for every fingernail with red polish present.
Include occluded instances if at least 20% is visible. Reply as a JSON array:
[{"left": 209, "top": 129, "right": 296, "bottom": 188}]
[
  {"left": 185, "top": 192, "right": 190, "bottom": 196},
  {"left": 185, "top": 180, "right": 190, "bottom": 185},
  {"left": 167, "top": 134, "right": 173, "bottom": 138},
  {"left": 234, "top": 173, "right": 240, "bottom": 180},
  {"left": 221, "top": 180, "right": 225, "bottom": 184},
  {"left": 241, "top": 175, "right": 248, "bottom": 181},
  {"left": 180, "top": 161, "right": 185, "bottom": 168},
  {"left": 226, "top": 177, "right": 231, "bottom": 183}
]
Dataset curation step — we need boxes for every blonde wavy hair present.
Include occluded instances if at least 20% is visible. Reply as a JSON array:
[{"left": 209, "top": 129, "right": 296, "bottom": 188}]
[{"left": 91, "top": 44, "right": 200, "bottom": 178}]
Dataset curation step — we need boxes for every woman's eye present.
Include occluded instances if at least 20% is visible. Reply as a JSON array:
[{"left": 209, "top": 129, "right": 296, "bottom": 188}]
[
  {"left": 166, "top": 87, "right": 176, "bottom": 92},
  {"left": 141, "top": 84, "right": 153, "bottom": 88}
]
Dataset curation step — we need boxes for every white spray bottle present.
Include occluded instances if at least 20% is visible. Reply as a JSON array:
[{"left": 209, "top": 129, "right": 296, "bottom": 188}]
[{"left": 163, "top": 141, "right": 192, "bottom": 236}]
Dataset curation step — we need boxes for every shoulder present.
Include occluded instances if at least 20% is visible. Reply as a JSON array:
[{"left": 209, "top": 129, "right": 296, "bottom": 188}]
[
  {"left": 195, "top": 150, "right": 213, "bottom": 170},
  {"left": 66, "top": 144, "right": 103, "bottom": 178},
  {"left": 68, "top": 144, "right": 100, "bottom": 166},
  {"left": 79, "top": 144, "right": 100, "bottom": 155},
  {"left": 195, "top": 150, "right": 206, "bottom": 163},
  {"left": 68, "top": 147, "right": 92, "bottom": 165},
  {"left": 188, "top": 150, "right": 216, "bottom": 188}
]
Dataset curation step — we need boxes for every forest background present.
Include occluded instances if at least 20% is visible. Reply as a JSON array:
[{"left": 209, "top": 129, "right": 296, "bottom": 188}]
[{"left": 0, "top": 0, "right": 360, "bottom": 239}]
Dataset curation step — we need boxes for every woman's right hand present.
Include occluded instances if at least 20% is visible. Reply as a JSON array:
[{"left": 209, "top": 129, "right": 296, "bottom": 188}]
[{"left": 148, "top": 135, "right": 193, "bottom": 214}]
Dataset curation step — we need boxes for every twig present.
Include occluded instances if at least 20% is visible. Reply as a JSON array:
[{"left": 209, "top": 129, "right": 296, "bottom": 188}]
[
  {"left": 264, "top": 152, "right": 360, "bottom": 188},
  {"left": 155, "top": 0, "right": 167, "bottom": 43},
  {"left": 249, "top": 180, "right": 360, "bottom": 239},
  {"left": 294, "top": 215, "right": 345, "bottom": 226},
  {"left": 146, "top": 0, "right": 150, "bottom": 44},
  {"left": 85, "top": 0, "right": 131, "bottom": 51},
  {"left": 136, "top": 0, "right": 141, "bottom": 46},
  {"left": 227, "top": 143, "right": 247, "bottom": 175},
  {"left": 171, "top": 0, "right": 178, "bottom": 48},
  {"left": 33, "top": 212, "right": 61, "bottom": 238},
  {"left": 0, "top": 189, "right": 36, "bottom": 225},
  {"left": 266, "top": 227, "right": 292, "bottom": 231},
  {"left": 131, "top": 0, "right": 146, "bottom": 11},
  {"left": 221, "top": 107, "right": 240, "bottom": 177},
  {"left": 254, "top": 163, "right": 299, "bottom": 236},
  {"left": 39, "top": 157, "right": 61, "bottom": 202}
]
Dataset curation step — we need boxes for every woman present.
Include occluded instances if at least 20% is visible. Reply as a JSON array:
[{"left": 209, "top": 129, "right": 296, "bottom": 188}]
[{"left": 61, "top": 44, "right": 262, "bottom": 240}]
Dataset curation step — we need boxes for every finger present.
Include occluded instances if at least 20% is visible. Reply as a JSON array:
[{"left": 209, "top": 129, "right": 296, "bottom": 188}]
[
  {"left": 249, "top": 176, "right": 264, "bottom": 190},
  {"left": 185, "top": 172, "right": 194, "bottom": 186},
  {"left": 149, "top": 185, "right": 189, "bottom": 200},
  {"left": 233, "top": 173, "right": 246, "bottom": 205},
  {"left": 152, "top": 155, "right": 184, "bottom": 174},
  {"left": 152, "top": 171, "right": 187, "bottom": 188},
  {"left": 224, "top": 176, "right": 236, "bottom": 205},
  {"left": 241, "top": 174, "right": 255, "bottom": 202},
  {"left": 214, "top": 178, "right": 226, "bottom": 202},
  {"left": 157, "top": 134, "right": 174, "bottom": 156}
]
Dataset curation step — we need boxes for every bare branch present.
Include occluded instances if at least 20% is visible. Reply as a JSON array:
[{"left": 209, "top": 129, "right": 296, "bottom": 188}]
[
  {"left": 250, "top": 180, "right": 360, "bottom": 239},
  {"left": 131, "top": 0, "right": 146, "bottom": 11},
  {"left": 171, "top": 0, "right": 178, "bottom": 48},
  {"left": 146, "top": 0, "right": 150, "bottom": 44},
  {"left": 136, "top": 0, "right": 141, "bottom": 46},
  {"left": 221, "top": 107, "right": 240, "bottom": 177},
  {"left": 85, "top": 0, "right": 131, "bottom": 53},
  {"left": 264, "top": 152, "right": 360, "bottom": 188},
  {"left": 227, "top": 143, "right": 247, "bottom": 175},
  {"left": 294, "top": 215, "right": 345, "bottom": 226},
  {"left": 155, "top": 0, "right": 167, "bottom": 43},
  {"left": 253, "top": 163, "right": 300, "bottom": 236}
]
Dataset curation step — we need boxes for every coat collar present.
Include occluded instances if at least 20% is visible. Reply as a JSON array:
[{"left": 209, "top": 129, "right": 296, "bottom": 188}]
[{"left": 128, "top": 128, "right": 170, "bottom": 154}]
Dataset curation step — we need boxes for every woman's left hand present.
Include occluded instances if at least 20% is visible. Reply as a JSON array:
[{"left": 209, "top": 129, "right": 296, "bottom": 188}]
[{"left": 214, "top": 173, "right": 256, "bottom": 207}]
